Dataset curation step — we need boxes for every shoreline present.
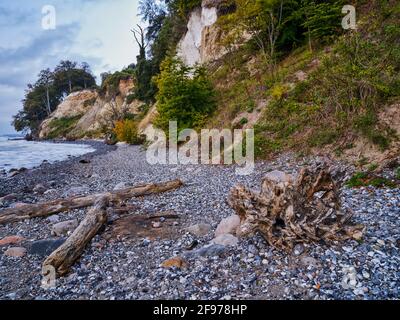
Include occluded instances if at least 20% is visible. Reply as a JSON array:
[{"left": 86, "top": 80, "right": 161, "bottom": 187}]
[{"left": 0, "top": 140, "right": 116, "bottom": 197}]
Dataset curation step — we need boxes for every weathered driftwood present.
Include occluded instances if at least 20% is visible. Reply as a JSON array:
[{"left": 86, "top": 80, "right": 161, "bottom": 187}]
[
  {"left": 0, "top": 179, "right": 183, "bottom": 224},
  {"left": 228, "top": 167, "right": 364, "bottom": 251},
  {"left": 43, "top": 197, "right": 109, "bottom": 276}
]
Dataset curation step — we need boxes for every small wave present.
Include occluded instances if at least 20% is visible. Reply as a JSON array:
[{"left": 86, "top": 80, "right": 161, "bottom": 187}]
[{"left": 0, "top": 137, "right": 95, "bottom": 171}]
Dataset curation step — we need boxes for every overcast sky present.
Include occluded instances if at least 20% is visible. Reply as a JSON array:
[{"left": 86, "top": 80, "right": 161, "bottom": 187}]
[{"left": 0, "top": 0, "right": 141, "bottom": 134}]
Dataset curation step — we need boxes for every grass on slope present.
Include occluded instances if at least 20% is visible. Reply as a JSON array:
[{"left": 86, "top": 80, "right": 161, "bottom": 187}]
[{"left": 209, "top": 1, "right": 400, "bottom": 159}]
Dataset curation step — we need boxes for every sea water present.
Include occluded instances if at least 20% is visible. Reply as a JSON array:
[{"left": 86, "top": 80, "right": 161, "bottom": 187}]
[{"left": 0, "top": 135, "right": 96, "bottom": 171}]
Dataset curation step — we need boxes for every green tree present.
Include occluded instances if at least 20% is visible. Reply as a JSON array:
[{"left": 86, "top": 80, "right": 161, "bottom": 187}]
[
  {"left": 13, "top": 61, "right": 96, "bottom": 136},
  {"left": 301, "top": 0, "right": 345, "bottom": 47},
  {"left": 154, "top": 58, "right": 217, "bottom": 132},
  {"left": 136, "top": 0, "right": 188, "bottom": 102}
]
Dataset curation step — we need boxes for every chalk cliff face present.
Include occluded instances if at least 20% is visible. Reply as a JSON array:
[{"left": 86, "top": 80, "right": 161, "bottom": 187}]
[
  {"left": 39, "top": 78, "right": 142, "bottom": 140},
  {"left": 176, "top": 0, "right": 226, "bottom": 66},
  {"left": 39, "top": 90, "right": 98, "bottom": 139}
]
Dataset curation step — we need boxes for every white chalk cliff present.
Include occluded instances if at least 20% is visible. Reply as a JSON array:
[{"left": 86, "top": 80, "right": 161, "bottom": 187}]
[{"left": 177, "top": 1, "right": 225, "bottom": 66}]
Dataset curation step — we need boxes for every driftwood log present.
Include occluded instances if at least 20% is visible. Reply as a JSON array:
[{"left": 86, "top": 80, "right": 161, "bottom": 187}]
[
  {"left": 0, "top": 179, "right": 183, "bottom": 224},
  {"left": 43, "top": 197, "right": 109, "bottom": 276},
  {"left": 228, "top": 167, "right": 364, "bottom": 251}
]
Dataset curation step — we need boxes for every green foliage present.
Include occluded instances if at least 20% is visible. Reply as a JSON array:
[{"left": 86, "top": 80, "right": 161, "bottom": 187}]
[
  {"left": 137, "top": 0, "right": 188, "bottom": 103},
  {"left": 154, "top": 58, "right": 217, "bottom": 132},
  {"left": 346, "top": 172, "right": 369, "bottom": 187},
  {"left": 308, "top": 129, "right": 339, "bottom": 147},
  {"left": 254, "top": 135, "right": 282, "bottom": 159},
  {"left": 172, "top": 0, "right": 202, "bottom": 18},
  {"left": 252, "top": 4, "right": 400, "bottom": 154},
  {"left": 83, "top": 97, "right": 97, "bottom": 108},
  {"left": 47, "top": 116, "right": 82, "bottom": 140},
  {"left": 346, "top": 171, "right": 397, "bottom": 188},
  {"left": 100, "top": 68, "right": 135, "bottom": 97},
  {"left": 239, "top": 117, "right": 248, "bottom": 126},
  {"left": 218, "top": 0, "right": 345, "bottom": 64},
  {"left": 301, "top": 0, "right": 345, "bottom": 44},
  {"left": 113, "top": 119, "right": 144, "bottom": 145},
  {"left": 133, "top": 54, "right": 157, "bottom": 103},
  {"left": 367, "top": 163, "right": 379, "bottom": 172},
  {"left": 126, "top": 94, "right": 137, "bottom": 105}
]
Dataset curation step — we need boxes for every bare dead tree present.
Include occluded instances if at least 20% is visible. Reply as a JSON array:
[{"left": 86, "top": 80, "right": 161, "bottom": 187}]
[
  {"left": 131, "top": 24, "right": 148, "bottom": 59},
  {"left": 98, "top": 97, "right": 130, "bottom": 135}
]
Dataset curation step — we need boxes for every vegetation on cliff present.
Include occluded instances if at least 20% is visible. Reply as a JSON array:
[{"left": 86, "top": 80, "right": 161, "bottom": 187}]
[
  {"left": 208, "top": 0, "right": 400, "bottom": 158},
  {"left": 154, "top": 58, "right": 216, "bottom": 133},
  {"left": 15, "top": 0, "right": 399, "bottom": 163},
  {"left": 12, "top": 61, "right": 96, "bottom": 137}
]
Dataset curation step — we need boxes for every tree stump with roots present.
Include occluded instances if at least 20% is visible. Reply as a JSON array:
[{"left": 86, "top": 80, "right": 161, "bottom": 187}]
[{"left": 228, "top": 167, "right": 364, "bottom": 251}]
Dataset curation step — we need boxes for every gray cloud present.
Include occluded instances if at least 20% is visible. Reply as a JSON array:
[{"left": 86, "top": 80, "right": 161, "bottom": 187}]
[{"left": 0, "top": 0, "right": 139, "bottom": 134}]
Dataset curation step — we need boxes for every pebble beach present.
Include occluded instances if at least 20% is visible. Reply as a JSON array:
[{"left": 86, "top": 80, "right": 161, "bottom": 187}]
[{"left": 0, "top": 142, "right": 399, "bottom": 300}]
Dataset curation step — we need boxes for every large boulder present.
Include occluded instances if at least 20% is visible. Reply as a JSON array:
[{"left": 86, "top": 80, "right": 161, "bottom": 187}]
[
  {"left": 211, "top": 234, "right": 239, "bottom": 246},
  {"left": 27, "top": 238, "right": 66, "bottom": 257}
]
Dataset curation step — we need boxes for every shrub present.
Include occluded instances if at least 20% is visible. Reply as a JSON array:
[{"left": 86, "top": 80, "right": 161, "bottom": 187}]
[
  {"left": 47, "top": 116, "right": 82, "bottom": 139},
  {"left": 72, "top": 86, "right": 83, "bottom": 92},
  {"left": 239, "top": 117, "right": 249, "bottom": 126},
  {"left": 126, "top": 94, "right": 136, "bottom": 105},
  {"left": 154, "top": 58, "right": 217, "bottom": 133},
  {"left": 100, "top": 68, "right": 135, "bottom": 97},
  {"left": 113, "top": 119, "right": 144, "bottom": 145},
  {"left": 346, "top": 171, "right": 397, "bottom": 188},
  {"left": 309, "top": 129, "right": 339, "bottom": 147},
  {"left": 270, "top": 84, "right": 288, "bottom": 100}
]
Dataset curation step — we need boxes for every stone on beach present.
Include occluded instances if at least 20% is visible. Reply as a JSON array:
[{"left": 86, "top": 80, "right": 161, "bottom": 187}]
[
  {"left": 51, "top": 219, "right": 79, "bottom": 236},
  {"left": 215, "top": 215, "right": 240, "bottom": 237},
  {"left": 5, "top": 247, "right": 27, "bottom": 258},
  {"left": 62, "top": 186, "right": 89, "bottom": 198},
  {"left": 185, "top": 244, "right": 227, "bottom": 258},
  {"left": 0, "top": 194, "right": 18, "bottom": 203},
  {"left": 113, "top": 182, "right": 129, "bottom": 191},
  {"left": 27, "top": 238, "right": 66, "bottom": 257},
  {"left": 0, "top": 236, "right": 25, "bottom": 247},
  {"left": 33, "top": 184, "right": 47, "bottom": 194}
]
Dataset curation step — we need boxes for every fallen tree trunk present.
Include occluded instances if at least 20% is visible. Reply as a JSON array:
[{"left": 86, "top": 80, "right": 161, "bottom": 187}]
[
  {"left": 43, "top": 197, "right": 109, "bottom": 276},
  {"left": 0, "top": 179, "right": 183, "bottom": 224},
  {"left": 228, "top": 167, "right": 365, "bottom": 251}
]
